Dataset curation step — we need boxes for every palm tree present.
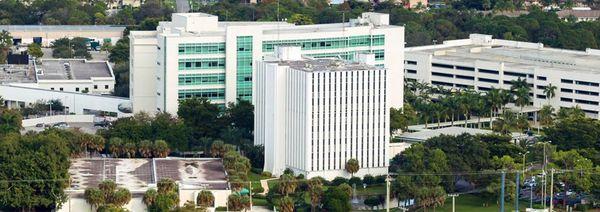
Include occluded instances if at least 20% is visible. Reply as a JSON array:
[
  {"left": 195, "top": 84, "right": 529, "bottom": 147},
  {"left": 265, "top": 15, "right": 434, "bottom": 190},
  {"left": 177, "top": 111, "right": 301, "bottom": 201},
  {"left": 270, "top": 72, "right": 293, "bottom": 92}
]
[
  {"left": 138, "top": 140, "right": 153, "bottom": 158},
  {"left": 485, "top": 88, "right": 504, "bottom": 129},
  {"left": 279, "top": 196, "right": 295, "bottom": 212},
  {"left": 458, "top": 89, "right": 476, "bottom": 127},
  {"left": 84, "top": 188, "right": 104, "bottom": 211},
  {"left": 473, "top": 94, "right": 487, "bottom": 129},
  {"left": 152, "top": 140, "right": 170, "bottom": 158},
  {"left": 143, "top": 188, "right": 158, "bottom": 206},
  {"left": 307, "top": 177, "right": 323, "bottom": 212},
  {"left": 123, "top": 142, "right": 136, "bottom": 158},
  {"left": 510, "top": 78, "right": 528, "bottom": 92},
  {"left": 0, "top": 30, "right": 12, "bottom": 64},
  {"left": 543, "top": 83, "right": 557, "bottom": 102},
  {"left": 493, "top": 110, "right": 517, "bottom": 135},
  {"left": 442, "top": 94, "right": 459, "bottom": 126},
  {"left": 538, "top": 105, "right": 555, "bottom": 133},
  {"left": 514, "top": 87, "right": 531, "bottom": 116},
  {"left": 112, "top": 188, "right": 132, "bottom": 207},
  {"left": 109, "top": 137, "right": 124, "bottom": 158},
  {"left": 345, "top": 158, "right": 360, "bottom": 177},
  {"left": 278, "top": 174, "right": 298, "bottom": 196},
  {"left": 197, "top": 190, "right": 215, "bottom": 207}
]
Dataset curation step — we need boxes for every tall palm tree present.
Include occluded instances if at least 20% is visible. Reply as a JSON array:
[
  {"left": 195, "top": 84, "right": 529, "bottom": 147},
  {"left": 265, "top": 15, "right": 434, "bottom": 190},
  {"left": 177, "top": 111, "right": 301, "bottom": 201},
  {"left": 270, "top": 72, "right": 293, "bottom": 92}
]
[
  {"left": 485, "top": 88, "right": 503, "bottom": 129},
  {"left": 510, "top": 77, "right": 529, "bottom": 92},
  {"left": 278, "top": 174, "right": 298, "bottom": 196},
  {"left": 514, "top": 87, "right": 531, "bottom": 116},
  {"left": 345, "top": 158, "right": 360, "bottom": 177},
  {"left": 458, "top": 89, "right": 477, "bottom": 127},
  {"left": 543, "top": 83, "right": 557, "bottom": 102},
  {"left": 307, "top": 177, "right": 323, "bottom": 212},
  {"left": 538, "top": 105, "right": 555, "bottom": 133}
]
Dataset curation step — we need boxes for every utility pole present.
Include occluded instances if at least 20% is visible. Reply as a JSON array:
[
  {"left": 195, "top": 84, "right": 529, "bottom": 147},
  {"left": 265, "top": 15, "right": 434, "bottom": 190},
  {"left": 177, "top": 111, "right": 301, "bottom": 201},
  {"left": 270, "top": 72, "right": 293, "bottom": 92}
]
[
  {"left": 500, "top": 171, "right": 506, "bottom": 212},
  {"left": 550, "top": 169, "right": 554, "bottom": 212},
  {"left": 516, "top": 172, "right": 520, "bottom": 212},
  {"left": 249, "top": 181, "right": 253, "bottom": 210},
  {"left": 448, "top": 194, "right": 459, "bottom": 212},
  {"left": 529, "top": 176, "right": 533, "bottom": 209},
  {"left": 386, "top": 175, "right": 391, "bottom": 212}
]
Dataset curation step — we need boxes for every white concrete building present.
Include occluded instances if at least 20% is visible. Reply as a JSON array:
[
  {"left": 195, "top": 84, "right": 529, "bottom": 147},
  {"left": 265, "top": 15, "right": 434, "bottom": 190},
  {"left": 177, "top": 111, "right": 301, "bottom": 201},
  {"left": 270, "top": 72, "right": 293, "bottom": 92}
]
[
  {"left": 255, "top": 47, "right": 390, "bottom": 180},
  {"left": 0, "top": 59, "right": 131, "bottom": 117},
  {"left": 405, "top": 34, "right": 600, "bottom": 118},
  {"left": 130, "top": 12, "right": 404, "bottom": 114},
  {"left": 0, "top": 25, "right": 124, "bottom": 47}
]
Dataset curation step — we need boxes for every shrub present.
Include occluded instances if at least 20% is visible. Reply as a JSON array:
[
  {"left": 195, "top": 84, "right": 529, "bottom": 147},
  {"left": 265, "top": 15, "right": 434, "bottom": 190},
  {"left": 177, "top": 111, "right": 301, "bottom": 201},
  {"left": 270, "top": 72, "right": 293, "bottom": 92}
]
[
  {"left": 363, "top": 174, "right": 375, "bottom": 185},
  {"left": 349, "top": 177, "right": 362, "bottom": 186},
  {"left": 331, "top": 177, "right": 348, "bottom": 186},
  {"left": 261, "top": 171, "right": 272, "bottom": 178}
]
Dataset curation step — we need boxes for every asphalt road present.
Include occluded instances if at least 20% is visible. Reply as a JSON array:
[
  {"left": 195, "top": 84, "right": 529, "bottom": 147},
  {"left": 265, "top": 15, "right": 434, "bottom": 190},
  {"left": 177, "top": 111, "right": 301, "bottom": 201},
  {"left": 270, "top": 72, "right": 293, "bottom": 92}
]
[{"left": 176, "top": 0, "right": 190, "bottom": 13}]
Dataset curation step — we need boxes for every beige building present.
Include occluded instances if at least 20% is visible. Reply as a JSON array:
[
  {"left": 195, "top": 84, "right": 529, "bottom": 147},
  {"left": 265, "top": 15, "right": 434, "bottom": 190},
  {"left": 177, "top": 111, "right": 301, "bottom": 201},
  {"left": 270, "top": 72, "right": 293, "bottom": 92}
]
[
  {"left": 0, "top": 25, "right": 125, "bottom": 47},
  {"left": 107, "top": 0, "right": 143, "bottom": 9},
  {"left": 557, "top": 10, "right": 600, "bottom": 22},
  {"left": 58, "top": 158, "right": 232, "bottom": 212}
]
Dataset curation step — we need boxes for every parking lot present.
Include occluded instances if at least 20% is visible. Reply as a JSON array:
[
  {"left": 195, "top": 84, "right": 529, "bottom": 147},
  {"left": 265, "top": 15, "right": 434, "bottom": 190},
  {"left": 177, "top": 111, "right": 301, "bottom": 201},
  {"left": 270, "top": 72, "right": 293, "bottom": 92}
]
[{"left": 21, "top": 122, "right": 104, "bottom": 135}]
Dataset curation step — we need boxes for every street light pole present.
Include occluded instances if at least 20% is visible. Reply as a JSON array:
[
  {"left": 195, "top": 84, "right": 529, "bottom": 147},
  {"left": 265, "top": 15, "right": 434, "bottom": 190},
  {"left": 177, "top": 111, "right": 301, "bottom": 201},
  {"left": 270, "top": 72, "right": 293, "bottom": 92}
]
[
  {"left": 386, "top": 175, "right": 391, "bottom": 212},
  {"left": 448, "top": 194, "right": 459, "bottom": 212}
]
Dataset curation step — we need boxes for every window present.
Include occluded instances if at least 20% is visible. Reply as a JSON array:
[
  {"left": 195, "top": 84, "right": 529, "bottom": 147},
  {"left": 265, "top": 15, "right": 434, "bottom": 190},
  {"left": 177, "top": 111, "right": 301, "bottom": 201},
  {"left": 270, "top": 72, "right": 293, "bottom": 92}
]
[
  {"left": 405, "top": 69, "right": 417, "bottom": 74},
  {"left": 575, "top": 90, "right": 599, "bottom": 96},
  {"left": 105, "top": 85, "right": 109, "bottom": 89},
  {"left": 537, "top": 94, "right": 546, "bottom": 99},
  {"left": 478, "top": 77, "right": 499, "bottom": 83},
  {"left": 537, "top": 76, "right": 547, "bottom": 81},
  {"left": 478, "top": 69, "right": 499, "bottom": 74},
  {"left": 432, "top": 72, "right": 453, "bottom": 78},
  {"left": 561, "top": 88, "right": 573, "bottom": 93},
  {"left": 504, "top": 71, "right": 527, "bottom": 77},
  {"left": 178, "top": 42, "right": 226, "bottom": 55},
  {"left": 50, "top": 88, "right": 54, "bottom": 90},
  {"left": 456, "top": 75, "right": 475, "bottom": 80},
  {"left": 537, "top": 85, "right": 546, "bottom": 90},
  {"left": 59, "top": 88, "right": 63, "bottom": 91},
  {"left": 560, "top": 97, "right": 573, "bottom": 102},
  {"left": 478, "top": 86, "right": 491, "bottom": 91},
  {"left": 178, "top": 58, "right": 226, "bottom": 70},
  {"left": 405, "top": 60, "right": 417, "bottom": 65},
  {"left": 432, "top": 63, "right": 454, "bottom": 69},
  {"left": 94, "top": 85, "right": 98, "bottom": 89},
  {"left": 576, "top": 80, "right": 600, "bottom": 87},
  {"left": 432, "top": 81, "right": 453, "bottom": 86},
  {"left": 575, "top": 99, "right": 599, "bottom": 105},
  {"left": 456, "top": 66, "right": 475, "bottom": 71},
  {"left": 178, "top": 74, "right": 226, "bottom": 85},
  {"left": 178, "top": 88, "right": 225, "bottom": 100},
  {"left": 262, "top": 35, "right": 385, "bottom": 52},
  {"left": 76, "top": 87, "right": 80, "bottom": 92},
  {"left": 561, "top": 79, "right": 574, "bottom": 84}
]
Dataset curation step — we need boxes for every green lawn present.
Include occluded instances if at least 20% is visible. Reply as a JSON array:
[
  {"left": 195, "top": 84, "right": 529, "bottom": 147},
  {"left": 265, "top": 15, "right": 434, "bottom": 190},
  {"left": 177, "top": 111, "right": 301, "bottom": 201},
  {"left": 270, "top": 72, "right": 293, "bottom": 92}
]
[
  {"left": 355, "top": 184, "right": 387, "bottom": 196},
  {"left": 422, "top": 194, "right": 539, "bottom": 212}
]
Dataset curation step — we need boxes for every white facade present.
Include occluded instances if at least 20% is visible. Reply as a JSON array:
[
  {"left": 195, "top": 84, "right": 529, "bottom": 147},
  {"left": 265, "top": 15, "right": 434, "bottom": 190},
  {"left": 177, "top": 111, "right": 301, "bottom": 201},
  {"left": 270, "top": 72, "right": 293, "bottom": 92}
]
[
  {"left": 1, "top": 85, "right": 131, "bottom": 117},
  {"left": 255, "top": 48, "right": 390, "bottom": 180},
  {"left": 405, "top": 34, "right": 600, "bottom": 118},
  {"left": 130, "top": 12, "right": 404, "bottom": 115}
]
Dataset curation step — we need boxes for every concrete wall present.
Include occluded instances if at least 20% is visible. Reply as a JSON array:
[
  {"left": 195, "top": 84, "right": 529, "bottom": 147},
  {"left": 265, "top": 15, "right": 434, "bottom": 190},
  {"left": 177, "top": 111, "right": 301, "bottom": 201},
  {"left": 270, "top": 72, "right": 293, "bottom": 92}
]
[
  {"left": 0, "top": 85, "right": 132, "bottom": 117},
  {"left": 7, "top": 29, "right": 123, "bottom": 47},
  {"left": 130, "top": 31, "right": 159, "bottom": 114},
  {"left": 22, "top": 115, "right": 94, "bottom": 127}
]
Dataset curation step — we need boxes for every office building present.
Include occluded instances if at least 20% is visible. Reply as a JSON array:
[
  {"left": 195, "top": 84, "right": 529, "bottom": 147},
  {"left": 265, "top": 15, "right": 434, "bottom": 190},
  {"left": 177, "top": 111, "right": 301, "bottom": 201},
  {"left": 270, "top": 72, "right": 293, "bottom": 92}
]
[
  {"left": 405, "top": 34, "right": 600, "bottom": 118},
  {"left": 0, "top": 25, "right": 125, "bottom": 47},
  {"left": 129, "top": 12, "right": 404, "bottom": 114},
  {"left": 255, "top": 47, "right": 390, "bottom": 179}
]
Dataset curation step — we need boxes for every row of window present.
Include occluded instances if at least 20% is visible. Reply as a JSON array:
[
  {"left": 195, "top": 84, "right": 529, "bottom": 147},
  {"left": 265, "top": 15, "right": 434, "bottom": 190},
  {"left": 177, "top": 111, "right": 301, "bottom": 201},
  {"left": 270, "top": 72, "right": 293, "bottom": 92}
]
[
  {"left": 560, "top": 88, "right": 600, "bottom": 96},
  {"left": 178, "top": 74, "right": 226, "bottom": 86},
  {"left": 178, "top": 88, "right": 225, "bottom": 100},
  {"left": 178, "top": 58, "right": 225, "bottom": 70},
  {"left": 178, "top": 42, "right": 225, "bottom": 55},
  {"left": 262, "top": 35, "right": 385, "bottom": 52},
  {"left": 561, "top": 97, "right": 600, "bottom": 105},
  {"left": 306, "top": 49, "right": 385, "bottom": 61},
  {"left": 561, "top": 79, "right": 600, "bottom": 87},
  {"left": 236, "top": 36, "right": 253, "bottom": 101},
  {"left": 50, "top": 85, "right": 108, "bottom": 92}
]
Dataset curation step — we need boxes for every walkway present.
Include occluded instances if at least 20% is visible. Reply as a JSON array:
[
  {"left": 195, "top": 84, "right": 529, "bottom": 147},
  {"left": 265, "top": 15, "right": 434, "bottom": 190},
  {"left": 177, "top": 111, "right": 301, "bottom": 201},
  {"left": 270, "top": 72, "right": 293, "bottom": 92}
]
[
  {"left": 259, "top": 178, "right": 276, "bottom": 195},
  {"left": 407, "top": 117, "right": 497, "bottom": 131}
]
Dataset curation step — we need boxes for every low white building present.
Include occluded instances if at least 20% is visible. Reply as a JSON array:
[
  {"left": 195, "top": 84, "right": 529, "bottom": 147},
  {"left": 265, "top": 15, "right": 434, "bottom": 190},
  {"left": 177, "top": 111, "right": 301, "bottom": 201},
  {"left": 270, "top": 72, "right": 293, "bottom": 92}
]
[
  {"left": 405, "top": 34, "right": 600, "bottom": 118},
  {"left": 255, "top": 47, "right": 390, "bottom": 180},
  {"left": 0, "top": 25, "right": 124, "bottom": 47},
  {"left": 58, "top": 158, "right": 231, "bottom": 212},
  {"left": 0, "top": 59, "right": 131, "bottom": 117}
]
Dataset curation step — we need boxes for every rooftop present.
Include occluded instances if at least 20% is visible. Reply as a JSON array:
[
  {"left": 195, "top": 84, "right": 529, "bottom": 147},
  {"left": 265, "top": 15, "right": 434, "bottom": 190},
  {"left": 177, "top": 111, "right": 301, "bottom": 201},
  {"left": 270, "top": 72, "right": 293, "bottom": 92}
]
[
  {"left": 406, "top": 34, "right": 600, "bottom": 74},
  {"left": 266, "top": 57, "right": 379, "bottom": 72},
  {"left": 398, "top": 127, "right": 493, "bottom": 142},
  {"left": 68, "top": 158, "right": 228, "bottom": 191},
  {"left": 556, "top": 10, "right": 600, "bottom": 18},
  {"left": 0, "top": 25, "right": 126, "bottom": 32},
  {"left": 0, "top": 64, "right": 36, "bottom": 83},
  {"left": 36, "top": 59, "right": 113, "bottom": 81}
]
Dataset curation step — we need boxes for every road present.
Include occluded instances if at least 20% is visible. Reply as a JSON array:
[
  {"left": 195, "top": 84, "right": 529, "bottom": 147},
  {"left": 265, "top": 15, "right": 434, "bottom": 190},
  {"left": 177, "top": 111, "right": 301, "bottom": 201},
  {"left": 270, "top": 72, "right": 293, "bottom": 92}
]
[{"left": 176, "top": 0, "right": 190, "bottom": 13}]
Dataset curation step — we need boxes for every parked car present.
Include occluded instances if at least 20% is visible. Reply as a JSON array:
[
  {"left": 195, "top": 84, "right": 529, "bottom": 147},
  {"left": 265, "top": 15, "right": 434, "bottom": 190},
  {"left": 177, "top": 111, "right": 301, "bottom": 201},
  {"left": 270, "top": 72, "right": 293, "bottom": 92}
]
[
  {"left": 35, "top": 123, "right": 44, "bottom": 128},
  {"left": 53, "top": 122, "right": 69, "bottom": 129}
]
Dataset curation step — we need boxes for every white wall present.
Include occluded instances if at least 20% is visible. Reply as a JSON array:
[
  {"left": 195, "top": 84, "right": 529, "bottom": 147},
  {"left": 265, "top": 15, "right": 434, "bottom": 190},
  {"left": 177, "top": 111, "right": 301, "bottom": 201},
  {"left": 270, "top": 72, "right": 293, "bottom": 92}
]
[
  {"left": 1, "top": 85, "right": 131, "bottom": 117},
  {"left": 130, "top": 31, "right": 159, "bottom": 114},
  {"left": 22, "top": 115, "right": 94, "bottom": 127}
]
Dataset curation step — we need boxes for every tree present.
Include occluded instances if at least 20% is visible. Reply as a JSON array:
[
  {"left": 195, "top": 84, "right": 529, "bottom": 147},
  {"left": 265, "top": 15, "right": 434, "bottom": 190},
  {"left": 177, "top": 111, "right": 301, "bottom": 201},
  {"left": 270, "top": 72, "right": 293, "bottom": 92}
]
[
  {"left": 364, "top": 196, "right": 382, "bottom": 209},
  {"left": 227, "top": 193, "right": 250, "bottom": 211},
  {"left": 84, "top": 188, "right": 105, "bottom": 211},
  {"left": 278, "top": 196, "right": 295, "bottom": 212},
  {"left": 345, "top": 158, "right": 360, "bottom": 177},
  {"left": 138, "top": 140, "right": 153, "bottom": 158},
  {"left": 538, "top": 105, "right": 555, "bottom": 129},
  {"left": 109, "top": 38, "right": 129, "bottom": 63},
  {"left": 543, "top": 83, "right": 557, "bottom": 102},
  {"left": 278, "top": 174, "right": 298, "bottom": 196},
  {"left": 306, "top": 177, "right": 323, "bottom": 211},
  {"left": 338, "top": 183, "right": 352, "bottom": 198},
  {"left": 288, "top": 13, "right": 314, "bottom": 25},
  {"left": 153, "top": 140, "right": 170, "bottom": 158},
  {"left": 197, "top": 190, "right": 214, "bottom": 207},
  {"left": 390, "top": 105, "right": 417, "bottom": 133},
  {"left": 27, "top": 43, "right": 44, "bottom": 58},
  {"left": 84, "top": 180, "right": 132, "bottom": 210},
  {"left": 0, "top": 30, "right": 11, "bottom": 64},
  {"left": 322, "top": 186, "right": 351, "bottom": 211},
  {"left": 145, "top": 178, "right": 179, "bottom": 211},
  {"left": 0, "top": 108, "right": 22, "bottom": 135},
  {"left": 178, "top": 98, "right": 223, "bottom": 139}
]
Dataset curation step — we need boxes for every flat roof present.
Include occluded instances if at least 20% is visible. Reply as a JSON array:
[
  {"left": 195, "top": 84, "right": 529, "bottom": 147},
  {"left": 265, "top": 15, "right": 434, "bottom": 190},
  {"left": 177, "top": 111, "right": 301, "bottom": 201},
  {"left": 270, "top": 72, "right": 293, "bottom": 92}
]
[
  {"left": 69, "top": 158, "right": 228, "bottom": 191},
  {"left": 265, "top": 57, "right": 379, "bottom": 72},
  {"left": 37, "top": 59, "right": 112, "bottom": 80},
  {"left": 0, "top": 25, "right": 126, "bottom": 32},
  {"left": 398, "top": 127, "right": 493, "bottom": 142},
  {"left": 0, "top": 64, "right": 36, "bottom": 83},
  {"left": 407, "top": 35, "right": 600, "bottom": 74}
]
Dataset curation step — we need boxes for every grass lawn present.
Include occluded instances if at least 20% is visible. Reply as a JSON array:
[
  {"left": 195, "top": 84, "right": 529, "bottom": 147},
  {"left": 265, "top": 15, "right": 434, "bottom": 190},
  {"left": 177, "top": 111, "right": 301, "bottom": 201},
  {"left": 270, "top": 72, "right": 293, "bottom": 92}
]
[
  {"left": 355, "top": 184, "right": 387, "bottom": 196},
  {"left": 426, "top": 194, "right": 538, "bottom": 212},
  {"left": 252, "top": 196, "right": 269, "bottom": 206}
]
